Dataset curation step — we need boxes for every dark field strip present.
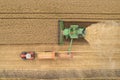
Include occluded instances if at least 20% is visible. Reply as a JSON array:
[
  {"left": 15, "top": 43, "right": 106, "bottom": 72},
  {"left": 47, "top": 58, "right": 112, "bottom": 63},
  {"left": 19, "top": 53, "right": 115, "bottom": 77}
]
[
  {"left": 0, "top": 69, "right": 120, "bottom": 79},
  {"left": 0, "top": 12, "right": 120, "bottom": 14},
  {"left": 0, "top": 18, "right": 120, "bottom": 20}
]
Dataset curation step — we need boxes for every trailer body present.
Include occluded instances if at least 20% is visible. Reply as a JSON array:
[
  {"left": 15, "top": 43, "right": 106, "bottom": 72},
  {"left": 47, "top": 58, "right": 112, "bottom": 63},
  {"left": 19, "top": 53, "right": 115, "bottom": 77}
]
[{"left": 38, "top": 51, "right": 55, "bottom": 60}]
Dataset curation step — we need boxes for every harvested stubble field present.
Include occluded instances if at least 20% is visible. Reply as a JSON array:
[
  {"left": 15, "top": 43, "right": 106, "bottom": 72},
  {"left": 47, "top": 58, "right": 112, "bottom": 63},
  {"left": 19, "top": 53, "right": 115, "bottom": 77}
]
[
  {"left": 0, "top": 22, "right": 120, "bottom": 79},
  {"left": 0, "top": 0, "right": 120, "bottom": 80}
]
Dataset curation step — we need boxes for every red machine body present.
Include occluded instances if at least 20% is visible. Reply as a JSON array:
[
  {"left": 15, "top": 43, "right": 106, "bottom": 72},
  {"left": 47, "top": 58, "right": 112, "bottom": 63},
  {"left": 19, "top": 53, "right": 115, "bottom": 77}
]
[{"left": 20, "top": 51, "right": 35, "bottom": 60}]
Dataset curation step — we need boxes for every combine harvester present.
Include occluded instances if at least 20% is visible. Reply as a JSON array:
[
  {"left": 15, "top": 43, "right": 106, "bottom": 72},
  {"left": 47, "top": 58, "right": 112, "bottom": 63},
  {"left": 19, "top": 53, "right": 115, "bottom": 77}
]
[{"left": 20, "top": 20, "right": 86, "bottom": 60}]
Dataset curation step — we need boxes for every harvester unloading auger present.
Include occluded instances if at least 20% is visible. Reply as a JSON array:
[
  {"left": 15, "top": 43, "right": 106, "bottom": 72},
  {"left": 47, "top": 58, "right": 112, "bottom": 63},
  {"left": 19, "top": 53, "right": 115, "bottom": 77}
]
[
  {"left": 20, "top": 20, "right": 86, "bottom": 60},
  {"left": 58, "top": 20, "right": 86, "bottom": 54}
]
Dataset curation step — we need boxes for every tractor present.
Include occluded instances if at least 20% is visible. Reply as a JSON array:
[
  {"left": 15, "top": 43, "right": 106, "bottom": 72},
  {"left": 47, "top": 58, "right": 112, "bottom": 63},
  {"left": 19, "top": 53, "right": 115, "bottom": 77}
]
[{"left": 20, "top": 51, "right": 35, "bottom": 60}]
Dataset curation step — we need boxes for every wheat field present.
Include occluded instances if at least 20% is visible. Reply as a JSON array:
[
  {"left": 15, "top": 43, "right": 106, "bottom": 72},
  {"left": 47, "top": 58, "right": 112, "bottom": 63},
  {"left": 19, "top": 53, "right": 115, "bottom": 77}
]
[{"left": 0, "top": 0, "right": 120, "bottom": 79}]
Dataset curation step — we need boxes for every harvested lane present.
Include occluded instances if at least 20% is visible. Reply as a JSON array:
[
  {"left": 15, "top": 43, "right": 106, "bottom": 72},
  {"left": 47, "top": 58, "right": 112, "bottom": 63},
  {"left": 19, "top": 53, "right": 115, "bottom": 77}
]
[{"left": 0, "top": 45, "right": 119, "bottom": 70}]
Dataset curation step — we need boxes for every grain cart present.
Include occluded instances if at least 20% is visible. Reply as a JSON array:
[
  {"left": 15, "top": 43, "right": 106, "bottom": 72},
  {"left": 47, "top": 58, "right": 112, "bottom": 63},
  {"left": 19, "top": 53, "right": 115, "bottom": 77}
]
[
  {"left": 38, "top": 51, "right": 55, "bottom": 60},
  {"left": 38, "top": 51, "right": 73, "bottom": 60}
]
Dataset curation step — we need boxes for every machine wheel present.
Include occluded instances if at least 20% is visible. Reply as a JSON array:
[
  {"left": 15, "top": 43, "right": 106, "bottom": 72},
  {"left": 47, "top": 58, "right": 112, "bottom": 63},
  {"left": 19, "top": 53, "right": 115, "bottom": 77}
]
[
  {"left": 21, "top": 51, "right": 27, "bottom": 54},
  {"left": 22, "top": 57, "right": 26, "bottom": 60}
]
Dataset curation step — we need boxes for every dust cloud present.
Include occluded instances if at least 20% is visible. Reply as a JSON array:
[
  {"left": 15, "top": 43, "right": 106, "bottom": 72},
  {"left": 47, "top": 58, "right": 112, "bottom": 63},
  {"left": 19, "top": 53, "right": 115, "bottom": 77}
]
[
  {"left": 85, "top": 21, "right": 120, "bottom": 67},
  {"left": 85, "top": 21, "right": 120, "bottom": 50}
]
